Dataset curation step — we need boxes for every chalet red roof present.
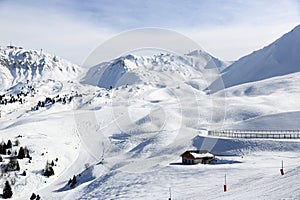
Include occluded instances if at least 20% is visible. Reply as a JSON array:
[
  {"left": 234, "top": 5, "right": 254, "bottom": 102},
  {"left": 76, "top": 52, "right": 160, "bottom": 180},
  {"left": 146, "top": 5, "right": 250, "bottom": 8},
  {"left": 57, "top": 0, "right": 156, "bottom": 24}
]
[{"left": 181, "top": 150, "right": 214, "bottom": 160}]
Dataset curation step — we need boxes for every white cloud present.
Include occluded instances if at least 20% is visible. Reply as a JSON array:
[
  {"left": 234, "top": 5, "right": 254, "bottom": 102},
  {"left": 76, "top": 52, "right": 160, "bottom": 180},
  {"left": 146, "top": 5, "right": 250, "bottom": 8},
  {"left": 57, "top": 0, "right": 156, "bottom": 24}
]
[
  {"left": 0, "top": 0, "right": 299, "bottom": 64},
  {"left": 0, "top": 2, "right": 113, "bottom": 65}
]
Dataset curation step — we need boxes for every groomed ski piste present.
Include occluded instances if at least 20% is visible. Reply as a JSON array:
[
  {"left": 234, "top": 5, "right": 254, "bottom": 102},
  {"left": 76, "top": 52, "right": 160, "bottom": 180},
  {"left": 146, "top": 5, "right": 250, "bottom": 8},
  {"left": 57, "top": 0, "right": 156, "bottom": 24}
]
[{"left": 0, "top": 25, "right": 300, "bottom": 199}]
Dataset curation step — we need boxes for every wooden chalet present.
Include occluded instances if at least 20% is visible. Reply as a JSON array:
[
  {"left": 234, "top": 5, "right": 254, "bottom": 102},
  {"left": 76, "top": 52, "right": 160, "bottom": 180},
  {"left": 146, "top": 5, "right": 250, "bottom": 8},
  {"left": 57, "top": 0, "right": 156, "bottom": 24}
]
[{"left": 181, "top": 150, "right": 215, "bottom": 164}]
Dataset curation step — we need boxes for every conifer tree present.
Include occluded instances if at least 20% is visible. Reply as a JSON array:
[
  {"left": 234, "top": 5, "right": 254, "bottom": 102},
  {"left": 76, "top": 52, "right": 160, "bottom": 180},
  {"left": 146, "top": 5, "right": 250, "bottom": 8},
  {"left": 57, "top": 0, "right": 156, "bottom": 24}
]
[
  {"left": 17, "top": 147, "right": 25, "bottom": 159},
  {"left": 2, "top": 181, "right": 13, "bottom": 198},
  {"left": 44, "top": 161, "right": 54, "bottom": 177},
  {"left": 24, "top": 146, "right": 31, "bottom": 159},
  {"left": 16, "top": 161, "right": 20, "bottom": 171},
  {"left": 30, "top": 193, "right": 36, "bottom": 200},
  {"left": 8, "top": 156, "right": 19, "bottom": 171},
  {"left": 70, "top": 175, "right": 77, "bottom": 187},
  {"left": 15, "top": 139, "right": 20, "bottom": 146},
  {"left": 0, "top": 141, "right": 7, "bottom": 155},
  {"left": 6, "top": 140, "right": 12, "bottom": 149}
]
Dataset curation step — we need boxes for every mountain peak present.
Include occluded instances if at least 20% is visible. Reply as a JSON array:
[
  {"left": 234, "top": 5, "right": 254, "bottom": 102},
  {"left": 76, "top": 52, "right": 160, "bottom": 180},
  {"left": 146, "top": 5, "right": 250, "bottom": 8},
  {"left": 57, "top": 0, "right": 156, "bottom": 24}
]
[
  {"left": 292, "top": 24, "right": 300, "bottom": 31},
  {"left": 81, "top": 49, "right": 229, "bottom": 89},
  {"left": 0, "top": 46, "right": 81, "bottom": 90},
  {"left": 208, "top": 24, "right": 300, "bottom": 92}
]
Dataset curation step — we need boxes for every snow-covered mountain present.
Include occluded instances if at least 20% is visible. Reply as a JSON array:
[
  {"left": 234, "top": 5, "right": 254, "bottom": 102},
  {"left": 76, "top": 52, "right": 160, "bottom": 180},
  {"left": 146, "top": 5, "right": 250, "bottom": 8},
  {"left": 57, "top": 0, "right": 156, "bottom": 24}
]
[
  {"left": 81, "top": 50, "right": 228, "bottom": 90},
  {"left": 186, "top": 49, "right": 230, "bottom": 72},
  {"left": 1, "top": 25, "right": 300, "bottom": 200},
  {"left": 0, "top": 46, "right": 231, "bottom": 199},
  {"left": 0, "top": 46, "right": 81, "bottom": 91},
  {"left": 209, "top": 24, "right": 300, "bottom": 92}
]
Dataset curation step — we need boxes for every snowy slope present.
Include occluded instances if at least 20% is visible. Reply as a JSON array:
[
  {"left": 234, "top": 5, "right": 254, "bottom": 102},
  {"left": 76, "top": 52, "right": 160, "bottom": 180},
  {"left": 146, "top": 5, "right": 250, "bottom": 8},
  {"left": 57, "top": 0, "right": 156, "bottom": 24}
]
[
  {"left": 0, "top": 47, "right": 231, "bottom": 199},
  {"left": 220, "top": 70, "right": 300, "bottom": 128},
  {"left": 209, "top": 24, "right": 300, "bottom": 92},
  {"left": 63, "top": 47, "right": 300, "bottom": 199},
  {"left": 1, "top": 28, "right": 300, "bottom": 200}
]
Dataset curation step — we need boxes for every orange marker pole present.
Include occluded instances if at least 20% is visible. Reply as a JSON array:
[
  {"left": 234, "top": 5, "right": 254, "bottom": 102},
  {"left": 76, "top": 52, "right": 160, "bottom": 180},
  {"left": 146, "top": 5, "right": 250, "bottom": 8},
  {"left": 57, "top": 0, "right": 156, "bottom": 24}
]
[
  {"left": 280, "top": 160, "right": 284, "bottom": 175},
  {"left": 224, "top": 174, "right": 227, "bottom": 192}
]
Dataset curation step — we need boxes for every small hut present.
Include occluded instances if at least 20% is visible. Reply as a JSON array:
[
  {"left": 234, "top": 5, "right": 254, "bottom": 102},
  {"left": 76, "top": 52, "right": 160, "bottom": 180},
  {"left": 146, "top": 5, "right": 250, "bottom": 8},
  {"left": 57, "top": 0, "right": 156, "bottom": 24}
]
[{"left": 181, "top": 150, "right": 215, "bottom": 164}]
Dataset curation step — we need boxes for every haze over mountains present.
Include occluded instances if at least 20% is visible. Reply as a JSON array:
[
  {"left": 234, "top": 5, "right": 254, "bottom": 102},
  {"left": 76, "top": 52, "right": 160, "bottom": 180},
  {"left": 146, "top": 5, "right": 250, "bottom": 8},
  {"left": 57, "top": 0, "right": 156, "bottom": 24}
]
[{"left": 0, "top": 25, "right": 300, "bottom": 199}]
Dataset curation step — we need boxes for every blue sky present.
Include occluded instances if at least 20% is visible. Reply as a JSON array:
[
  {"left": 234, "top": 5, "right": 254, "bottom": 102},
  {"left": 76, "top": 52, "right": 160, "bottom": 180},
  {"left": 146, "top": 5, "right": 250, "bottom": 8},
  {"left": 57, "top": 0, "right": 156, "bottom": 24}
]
[{"left": 0, "top": 0, "right": 299, "bottom": 64}]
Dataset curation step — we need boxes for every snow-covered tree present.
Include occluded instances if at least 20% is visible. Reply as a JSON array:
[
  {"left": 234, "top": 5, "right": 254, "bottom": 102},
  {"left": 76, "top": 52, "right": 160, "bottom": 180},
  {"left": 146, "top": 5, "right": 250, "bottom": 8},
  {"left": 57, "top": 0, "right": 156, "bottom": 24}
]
[
  {"left": 70, "top": 175, "right": 77, "bottom": 187},
  {"left": 44, "top": 161, "right": 54, "bottom": 177}
]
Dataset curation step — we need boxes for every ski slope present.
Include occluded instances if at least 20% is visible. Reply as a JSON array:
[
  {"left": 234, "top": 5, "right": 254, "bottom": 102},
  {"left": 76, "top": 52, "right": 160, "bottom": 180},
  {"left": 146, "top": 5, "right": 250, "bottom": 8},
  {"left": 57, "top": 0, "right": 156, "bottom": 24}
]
[{"left": 1, "top": 23, "right": 300, "bottom": 199}]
